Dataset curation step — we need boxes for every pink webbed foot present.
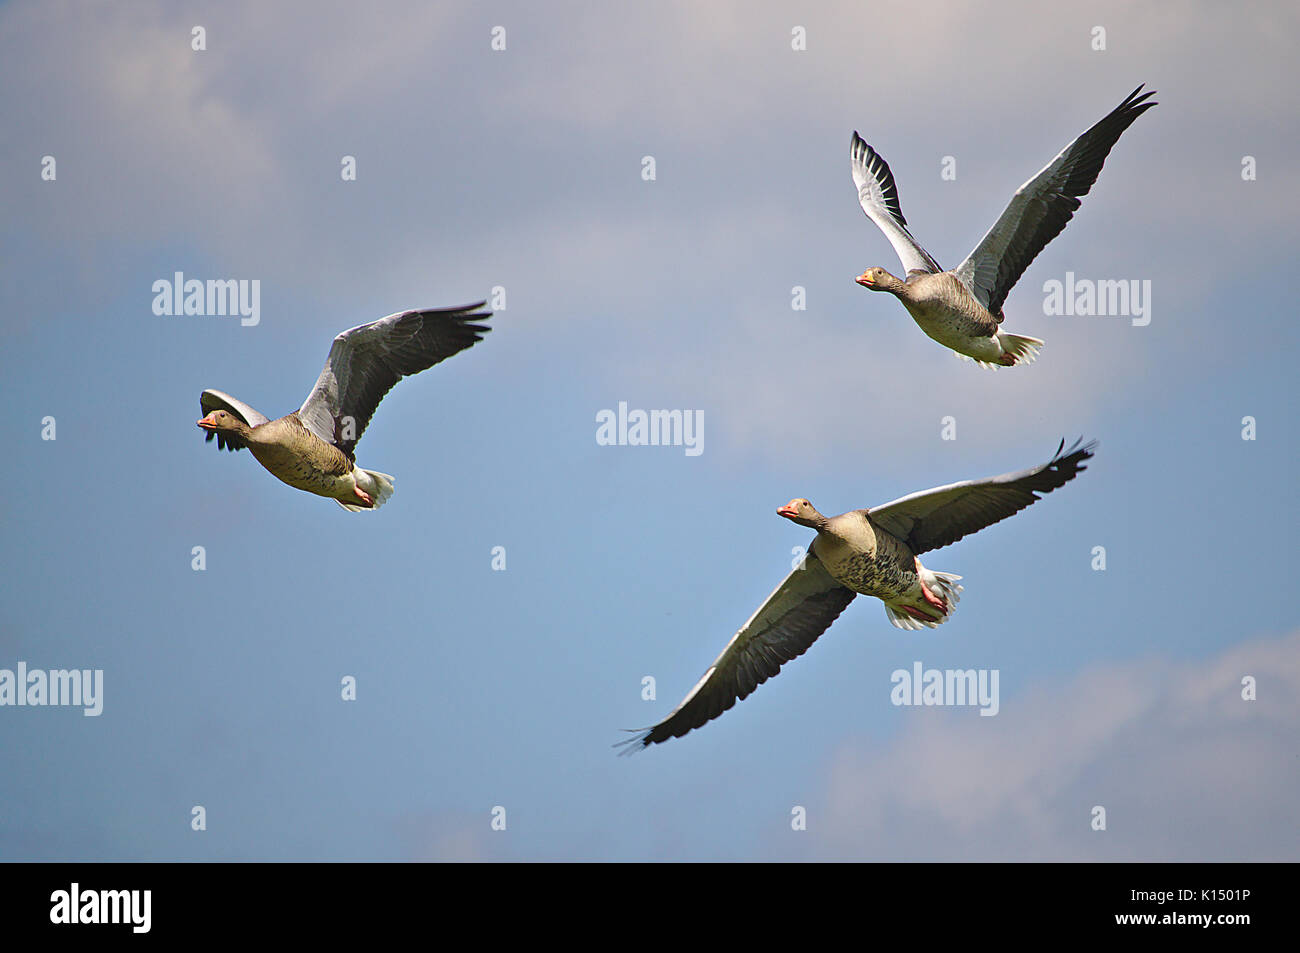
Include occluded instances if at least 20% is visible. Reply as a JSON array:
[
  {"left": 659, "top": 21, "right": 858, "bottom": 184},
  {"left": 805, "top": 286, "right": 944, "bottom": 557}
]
[
  {"left": 353, "top": 486, "right": 375, "bottom": 507},
  {"left": 915, "top": 558, "right": 949, "bottom": 614},
  {"left": 920, "top": 582, "right": 948, "bottom": 613},
  {"left": 899, "top": 604, "right": 937, "bottom": 623}
]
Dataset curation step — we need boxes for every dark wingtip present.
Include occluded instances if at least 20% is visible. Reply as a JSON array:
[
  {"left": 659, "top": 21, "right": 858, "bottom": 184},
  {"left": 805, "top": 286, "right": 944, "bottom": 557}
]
[
  {"left": 1121, "top": 84, "right": 1158, "bottom": 114},
  {"left": 445, "top": 300, "right": 491, "bottom": 318},
  {"left": 613, "top": 729, "right": 653, "bottom": 756},
  {"left": 449, "top": 300, "right": 493, "bottom": 333},
  {"left": 411, "top": 301, "right": 493, "bottom": 324},
  {"left": 1051, "top": 436, "right": 1098, "bottom": 475},
  {"left": 1067, "top": 435, "right": 1099, "bottom": 457}
]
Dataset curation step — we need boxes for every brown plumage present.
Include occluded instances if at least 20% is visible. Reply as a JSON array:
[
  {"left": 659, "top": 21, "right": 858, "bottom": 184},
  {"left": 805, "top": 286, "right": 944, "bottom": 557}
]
[
  {"left": 855, "top": 268, "right": 1006, "bottom": 361},
  {"left": 197, "top": 303, "right": 492, "bottom": 511},
  {"left": 620, "top": 440, "right": 1095, "bottom": 750},
  {"left": 851, "top": 85, "right": 1157, "bottom": 367}
]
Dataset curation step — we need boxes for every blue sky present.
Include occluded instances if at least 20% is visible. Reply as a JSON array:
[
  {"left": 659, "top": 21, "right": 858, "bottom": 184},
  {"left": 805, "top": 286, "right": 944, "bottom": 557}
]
[{"left": 1, "top": 0, "right": 1296, "bottom": 861}]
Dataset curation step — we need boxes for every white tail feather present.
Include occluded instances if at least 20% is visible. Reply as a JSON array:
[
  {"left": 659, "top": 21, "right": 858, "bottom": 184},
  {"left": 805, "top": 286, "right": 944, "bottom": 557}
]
[
  {"left": 336, "top": 469, "right": 396, "bottom": 513},
  {"left": 955, "top": 333, "right": 1044, "bottom": 369},
  {"left": 884, "top": 604, "right": 930, "bottom": 630},
  {"left": 925, "top": 570, "right": 963, "bottom": 606},
  {"left": 884, "top": 571, "right": 963, "bottom": 630},
  {"left": 362, "top": 469, "right": 395, "bottom": 508},
  {"left": 996, "top": 331, "right": 1043, "bottom": 366}
]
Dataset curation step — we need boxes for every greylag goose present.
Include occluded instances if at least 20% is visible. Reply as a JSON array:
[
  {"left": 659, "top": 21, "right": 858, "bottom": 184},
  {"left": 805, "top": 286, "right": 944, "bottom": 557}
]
[
  {"left": 619, "top": 439, "right": 1094, "bottom": 749},
  {"left": 851, "top": 85, "right": 1156, "bottom": 367},
  {"left": 197, "top": 303, "right": 491, "bottom": 511}
]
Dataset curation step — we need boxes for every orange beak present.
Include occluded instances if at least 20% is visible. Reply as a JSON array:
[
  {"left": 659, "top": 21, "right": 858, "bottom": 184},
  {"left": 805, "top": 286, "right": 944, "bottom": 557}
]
[
  {"left": 776, "top": 500, "right": 801, "bottom": 519},
  {"left": 855, "top": 271, "right": 874, "bottom": 287},
  {"left": 197, "top": 416, "right": 216, "bottom": 430}
]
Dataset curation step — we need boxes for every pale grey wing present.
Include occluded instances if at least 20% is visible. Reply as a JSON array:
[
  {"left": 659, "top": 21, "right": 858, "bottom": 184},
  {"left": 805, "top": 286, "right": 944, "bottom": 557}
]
[
  {"left": 297, "top": 303, "right": 492, "bottom": 456},
  {"left": 851, "top": 131, "right": 942, "bottom": 276},
  {"left": 953, "top": 86, "right": 1156, "bottom": 317},
  {"left": 617, "top": 554, "right": 856, "bottom": 752},
  {"left": 199, "top": 388, "right": 270, "bottom": 452},
  {"left": 869, "top": 439, "right": 1096, "bottom": 555}
]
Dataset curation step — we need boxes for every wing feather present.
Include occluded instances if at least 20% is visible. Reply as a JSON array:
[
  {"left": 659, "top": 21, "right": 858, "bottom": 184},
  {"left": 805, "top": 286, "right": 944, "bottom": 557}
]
[
  {"left": 954, "top": 86, "right": 1156, "bottom": 315},
  {"left": 851, "top": 132, "right": 942, "bottom": 276},
  {"left": 868, "top": 439, "right": 1096, "bottom": 555},
  {"left": 297, "top": 303, "right": 492, "bottom": 456},
  {"left": 617, "top": 554, "right": 856, "bottom": 751},
  {"left": 198, "top": 389, "right": 270, "bottom": 452}
]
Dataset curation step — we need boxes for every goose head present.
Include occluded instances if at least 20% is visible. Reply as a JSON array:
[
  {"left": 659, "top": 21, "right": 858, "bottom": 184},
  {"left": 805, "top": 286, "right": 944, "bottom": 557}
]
[
  {"left": 855, "top": 266, "right": 899, "bottom": 292},
  {"left": 777, "top": 498, "right": 827, "bottom": 530},
  {"left": 197, "top": 409, "right": 247, "bottom": 435}
]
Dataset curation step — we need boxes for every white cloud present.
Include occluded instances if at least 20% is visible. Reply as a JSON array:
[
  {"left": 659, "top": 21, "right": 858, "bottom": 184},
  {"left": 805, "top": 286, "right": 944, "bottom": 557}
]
[{"left": 809, "top": 630, "right": 1300, "bottom": 860}]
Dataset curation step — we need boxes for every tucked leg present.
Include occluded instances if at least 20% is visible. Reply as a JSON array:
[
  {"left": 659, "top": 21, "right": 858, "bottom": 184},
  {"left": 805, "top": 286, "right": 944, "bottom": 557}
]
[
  {"left": 899, "top": 604, "right": 938, "bottom": 622},
  {"left": 915, "top": 558, "right": 949, "bottom": 613}
]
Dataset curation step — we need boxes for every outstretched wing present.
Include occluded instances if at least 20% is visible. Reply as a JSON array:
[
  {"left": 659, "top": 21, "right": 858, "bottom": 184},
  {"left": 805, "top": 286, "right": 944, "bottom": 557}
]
[
  {"left": 618, "top": 554, "right": 856, "bottom": 752},
  {"left": 198, "top": 389, "right": 270, "bottom": 451},
  {"left": 868, "top": 439, "right": 1096, "bottom": 555},
  {"left": 297, "top": 303, "right": 492, "bottom": 457},
  {"left": 851, "top": 131, "right": 942, "bottom": 276},
  {"left": 953, "top": 86, "right": 1157, "bottom": 316}
]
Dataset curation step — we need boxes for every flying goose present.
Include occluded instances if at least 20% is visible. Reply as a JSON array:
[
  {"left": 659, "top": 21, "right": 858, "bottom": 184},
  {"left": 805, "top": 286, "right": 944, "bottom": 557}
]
[
  {"left": 197, "top": 303, "right": 491, "bottom": 510},
  {"left": 851, "top": 85, "right": 1156, "bottom": 367},
  {"left": 619, "top": 439, "right": 1095, "bottom": 750}
]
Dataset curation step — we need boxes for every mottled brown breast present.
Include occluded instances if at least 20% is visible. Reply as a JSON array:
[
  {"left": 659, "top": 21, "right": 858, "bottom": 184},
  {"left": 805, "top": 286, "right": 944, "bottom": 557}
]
[
  {"left": 247, "top": 415, "right": 353, "bottom": 492},
  {"left": 813, "top": 511, "right": 917, "bottom": 600},
  {"left": 900, "top": 272, "right": 1001, "bottom": 343}
]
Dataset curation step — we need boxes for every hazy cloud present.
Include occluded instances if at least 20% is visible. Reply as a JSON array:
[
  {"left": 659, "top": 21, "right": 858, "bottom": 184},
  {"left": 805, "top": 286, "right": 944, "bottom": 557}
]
[{"left": 810, "top": 630, "right": 1300, "bottom": 860}]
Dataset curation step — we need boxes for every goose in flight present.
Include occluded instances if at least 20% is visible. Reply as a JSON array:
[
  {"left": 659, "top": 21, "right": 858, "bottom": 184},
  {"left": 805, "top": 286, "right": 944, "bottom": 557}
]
[
  {"left": 197, "top": 303, "right": 491, "bottom": 511},
  {"left": 851, "top": 85, "right": 1156, "bottom": 367},
  {"left": 619, "top": 439, "right": 1095, "bottom": 750}
]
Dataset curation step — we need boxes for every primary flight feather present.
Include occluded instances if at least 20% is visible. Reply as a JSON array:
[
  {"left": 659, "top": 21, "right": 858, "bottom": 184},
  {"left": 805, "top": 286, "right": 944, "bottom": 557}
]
[
  {"left": 197, "top": 303, "right": 492, "bottom": 511},
  {"left": 851, "top": 85, "right": 1156, "bottom": 367}
]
